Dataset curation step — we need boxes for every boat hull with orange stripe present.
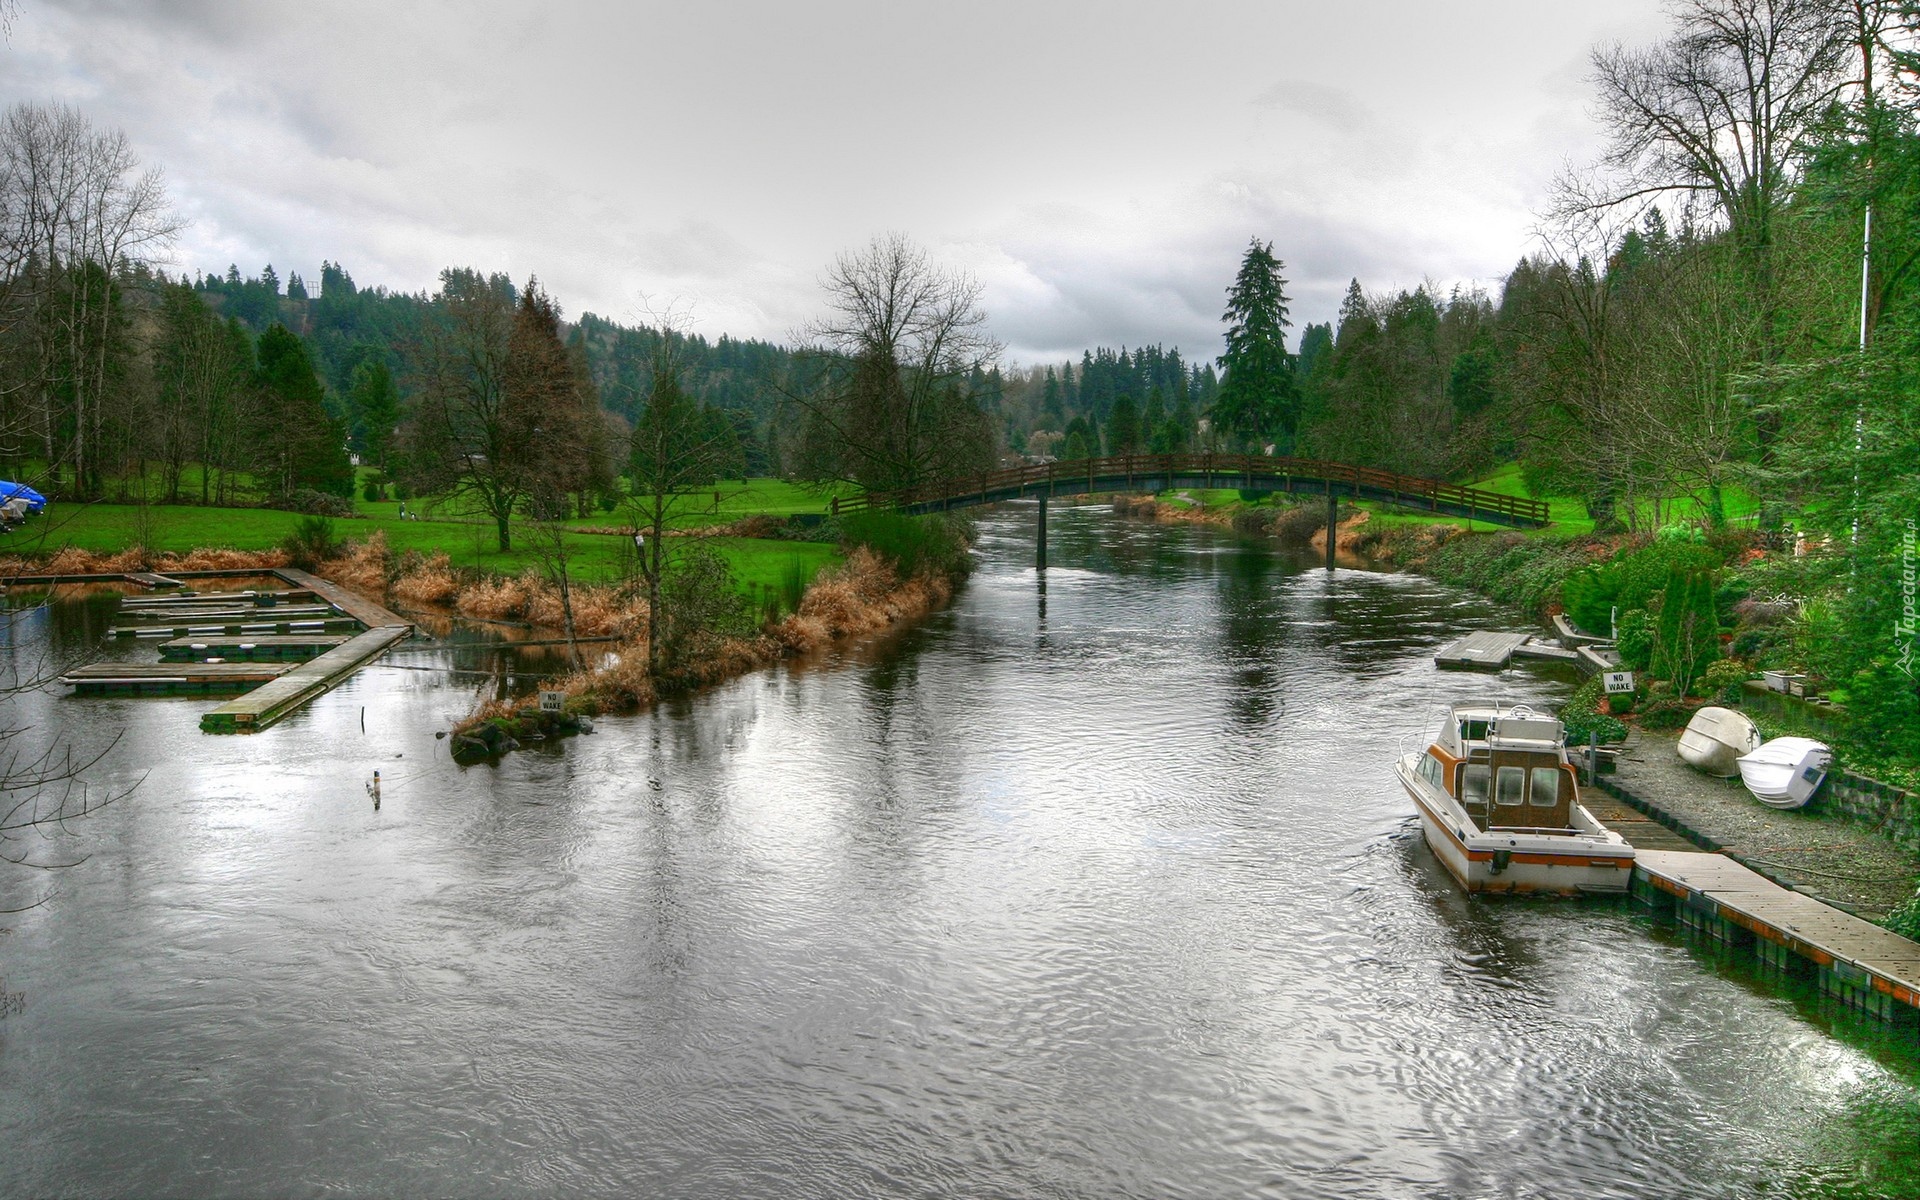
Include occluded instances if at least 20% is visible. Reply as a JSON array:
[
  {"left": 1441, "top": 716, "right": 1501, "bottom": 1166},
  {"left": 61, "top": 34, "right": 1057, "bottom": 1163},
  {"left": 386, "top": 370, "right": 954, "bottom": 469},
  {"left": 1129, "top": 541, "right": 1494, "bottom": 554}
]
[{"left": 1398, "top": 703, "right": 1634, "bottom": 895}]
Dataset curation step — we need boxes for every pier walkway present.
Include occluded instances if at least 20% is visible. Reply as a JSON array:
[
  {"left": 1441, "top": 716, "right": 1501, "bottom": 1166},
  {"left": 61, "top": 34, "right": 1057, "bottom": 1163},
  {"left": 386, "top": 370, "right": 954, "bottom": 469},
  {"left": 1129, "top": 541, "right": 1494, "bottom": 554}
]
[{"left": 1630, "top": 848, "right": 1920, "bottom": 1021}]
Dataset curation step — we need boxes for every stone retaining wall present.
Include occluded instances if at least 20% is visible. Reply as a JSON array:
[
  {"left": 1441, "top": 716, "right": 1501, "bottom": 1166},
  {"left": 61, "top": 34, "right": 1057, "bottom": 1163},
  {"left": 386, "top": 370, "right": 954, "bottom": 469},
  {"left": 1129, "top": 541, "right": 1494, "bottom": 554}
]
[{"left": 1817, "top": 771, "right": 1920, "bottom": 856}]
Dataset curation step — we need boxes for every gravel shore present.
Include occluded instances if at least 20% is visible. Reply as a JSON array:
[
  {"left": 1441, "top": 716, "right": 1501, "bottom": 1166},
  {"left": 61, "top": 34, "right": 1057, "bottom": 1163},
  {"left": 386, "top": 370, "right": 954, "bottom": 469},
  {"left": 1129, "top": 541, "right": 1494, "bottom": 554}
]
[{"left": 1610, "top": 727, "right": 1920, "bottom": 920}]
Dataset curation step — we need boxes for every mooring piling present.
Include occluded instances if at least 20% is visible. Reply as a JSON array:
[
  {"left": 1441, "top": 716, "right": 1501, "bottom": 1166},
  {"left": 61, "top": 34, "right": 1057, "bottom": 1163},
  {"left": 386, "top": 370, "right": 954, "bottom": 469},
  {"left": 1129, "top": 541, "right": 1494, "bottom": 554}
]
[{"left": 1036, "top": 493, "right": 1048, "bottom": 571}]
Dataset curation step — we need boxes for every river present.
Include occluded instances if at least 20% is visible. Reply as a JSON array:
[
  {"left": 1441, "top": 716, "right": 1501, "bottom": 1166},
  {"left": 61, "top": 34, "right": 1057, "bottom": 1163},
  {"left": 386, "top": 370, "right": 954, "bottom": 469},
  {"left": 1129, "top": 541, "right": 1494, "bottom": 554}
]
[{"left": 2, "top": 503, "right": 1917, "bottom": 1198}]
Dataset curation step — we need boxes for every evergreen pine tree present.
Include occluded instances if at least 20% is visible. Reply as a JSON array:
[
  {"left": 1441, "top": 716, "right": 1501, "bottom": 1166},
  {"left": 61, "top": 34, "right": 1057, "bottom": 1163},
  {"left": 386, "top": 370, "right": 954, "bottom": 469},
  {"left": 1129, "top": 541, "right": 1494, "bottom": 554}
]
[{"left": 1215, "top": 238, "right": 1299, "bottom": 450}]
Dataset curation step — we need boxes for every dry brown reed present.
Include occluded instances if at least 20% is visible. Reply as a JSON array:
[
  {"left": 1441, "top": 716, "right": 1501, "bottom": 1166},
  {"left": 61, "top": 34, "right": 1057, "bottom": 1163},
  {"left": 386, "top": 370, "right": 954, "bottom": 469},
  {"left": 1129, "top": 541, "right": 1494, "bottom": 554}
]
[
  {"left": 391, "top": 551, "right": 461, "bottom": 606},
  {"left": 319, "top": 531, "right": 391, "bottom": 598}
]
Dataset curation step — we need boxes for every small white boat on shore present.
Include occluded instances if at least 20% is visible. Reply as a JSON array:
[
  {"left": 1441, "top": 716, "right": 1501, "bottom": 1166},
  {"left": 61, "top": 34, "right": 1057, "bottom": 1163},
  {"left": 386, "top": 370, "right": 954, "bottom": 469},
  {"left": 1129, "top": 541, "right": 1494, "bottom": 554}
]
[
  {"left": 1735, "top": 736, "right": 1832, "bottom": 809},
  {"left": 1396, "top": 702, "right": 1634, "bottom": 894},
  {"left": 1677, "top": 706, "right": 1762, "bottom": 777}
]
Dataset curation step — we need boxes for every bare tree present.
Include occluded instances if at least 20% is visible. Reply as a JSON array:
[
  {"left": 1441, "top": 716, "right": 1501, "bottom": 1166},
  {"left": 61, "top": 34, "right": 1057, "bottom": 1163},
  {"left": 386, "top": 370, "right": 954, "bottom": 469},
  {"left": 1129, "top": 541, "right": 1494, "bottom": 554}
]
[
  {"left": 0, "top": 102, "right": 177, "bottom": 495},
  {"left": 621, "top": 308, "right": 736, "bottom": 676},
  {"left": 789, "top": 233, "right": 1000, "bottom": 493},
  {"left": 1564, "top": 0, "right": 1855, "bottom": 373}
]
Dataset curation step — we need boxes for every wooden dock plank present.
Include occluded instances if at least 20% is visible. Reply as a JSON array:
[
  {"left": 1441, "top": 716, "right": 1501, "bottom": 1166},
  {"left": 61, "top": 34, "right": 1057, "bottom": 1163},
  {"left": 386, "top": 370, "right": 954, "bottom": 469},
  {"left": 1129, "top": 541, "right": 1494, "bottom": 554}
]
[
  {"left": 274, "top": 567, "right": 409, "bottom": 630},
  {"left": 160, "top": 634, "right": 353, "bottom": 662},
  {"left": 1512, "top": 639, "right": 1581, "bottom": 663},
  {"left": 109, "top": 617, "right": 365, "bottom": 639},
  {"left": 200, "top": 625, "right": 411, "bottom": 733},
  {"left": 1434, "top": 630, "right": 1531, "bottom": 670},
  {"left": 124, "top": 572, "right": 185, "bottom": 589},
  {"left": 111, "top": 603, "right": 336, "bottom": 622},
  {"left": 120, "top": 589, "right": 313, "bottom": 608},
  {"left": 1636, "top": 848, "right": 1920, "bottom": 1005},
  {"left": 62, "top": 661, "right": 292, "bottom": 695}
]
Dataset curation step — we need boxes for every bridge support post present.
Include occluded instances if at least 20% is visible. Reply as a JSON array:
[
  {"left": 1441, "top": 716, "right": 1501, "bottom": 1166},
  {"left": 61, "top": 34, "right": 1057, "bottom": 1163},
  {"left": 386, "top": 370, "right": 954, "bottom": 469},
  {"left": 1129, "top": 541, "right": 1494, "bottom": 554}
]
[
  {"left": 1325, "top": 486, "right": 1338, "bottom": 572},
  {"left": 1036, "top": 493, "right": 1048, "bottom": 571}
]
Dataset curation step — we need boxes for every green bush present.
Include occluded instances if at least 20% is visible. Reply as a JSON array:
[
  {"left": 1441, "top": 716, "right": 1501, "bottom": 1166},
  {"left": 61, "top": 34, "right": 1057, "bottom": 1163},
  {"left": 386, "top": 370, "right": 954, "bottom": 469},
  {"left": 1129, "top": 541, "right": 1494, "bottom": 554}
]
[
  {"left": 1559, "top": 678, "right": 1629, "bottom": 744},
  {"left": 1887, "top": 889, "right": 1920, "bottom": 941},
  {"left": 1561, "top": 535, "right": 1724, "bottom": 635},
  {"left": 1637, "top": 697, "right": 1696, "bottom": 731},
  {"left": 1653, "top": 568, "right": 1721, "bottom": 696},
  {"left": 1561, "top": 567, "right": 1618, "bottom": 635},
  {"left": 1701, "top": 658, "right": 1751, "bottom": 707},
  {"left": 839, "top": 511, "right": 971, "bottom": 580},
  {"left": 1616, "top": 608, "right": 1654, "bottom": 672},
  {"left": 281, "top": 515, "right": 340, "bottom": 569}
]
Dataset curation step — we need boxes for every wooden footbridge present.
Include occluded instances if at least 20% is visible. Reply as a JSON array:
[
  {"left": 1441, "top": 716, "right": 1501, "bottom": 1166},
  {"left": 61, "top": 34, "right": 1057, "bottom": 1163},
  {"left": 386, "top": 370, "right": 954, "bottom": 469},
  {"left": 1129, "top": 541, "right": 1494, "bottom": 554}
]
[
  {"left": 832, "top": 453, "right": 1551, "bottom": 526},
  {"left": 830, "top": 454, "right": 1549, "bottom": 569}
]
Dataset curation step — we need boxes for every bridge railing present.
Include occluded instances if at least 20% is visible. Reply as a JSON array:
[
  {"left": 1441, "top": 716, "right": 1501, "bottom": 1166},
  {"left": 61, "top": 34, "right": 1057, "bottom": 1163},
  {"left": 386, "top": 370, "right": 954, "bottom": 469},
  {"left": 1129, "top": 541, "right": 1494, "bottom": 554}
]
[{"left": 830, "top": 454, "right": 1549, "bottom": 525}]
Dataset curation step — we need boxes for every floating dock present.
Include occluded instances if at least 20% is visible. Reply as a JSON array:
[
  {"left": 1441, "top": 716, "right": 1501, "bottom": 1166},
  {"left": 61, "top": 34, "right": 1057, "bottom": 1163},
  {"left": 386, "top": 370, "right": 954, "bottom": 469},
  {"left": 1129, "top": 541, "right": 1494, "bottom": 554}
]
[
  {"left": 120, "top": 588, "right": 314, "bottom": 608},
  {"left": 109, "top": 616, "right": 364, "bottom": 639},
  {"left": 1434, "top": 631, "right": 1580, "bottom": 670},
  {"left": 159, "top": 634, "right": 353, "bottom": 662},
  {"left": 110, "top": 602, "right": 337, "bottom": 624},
  {"left": 200, "top": 626, "right": 412, "bottom": 732},
  {"left": 25, "top": 564, "right": 415, "bottom": 730},
  {"left": 123, "top": 571, "right": 185, "bottom": 589},
  {"left": 1630, "top": 849, "right": 1920, "bottom": 1022},
  {"left": 60, "top": 661, "right": 292, "bottom": 695}
]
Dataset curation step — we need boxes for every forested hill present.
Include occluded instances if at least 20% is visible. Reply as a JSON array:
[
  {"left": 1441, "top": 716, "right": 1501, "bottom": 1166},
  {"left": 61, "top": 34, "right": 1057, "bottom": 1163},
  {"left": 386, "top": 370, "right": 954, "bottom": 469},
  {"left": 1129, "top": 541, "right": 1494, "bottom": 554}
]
[
  {"left": 189, "top": 261, "right": 1238, "bottom": 475},
  {"left": 191, "top": 263, "right": 801, "bottom": 438}
]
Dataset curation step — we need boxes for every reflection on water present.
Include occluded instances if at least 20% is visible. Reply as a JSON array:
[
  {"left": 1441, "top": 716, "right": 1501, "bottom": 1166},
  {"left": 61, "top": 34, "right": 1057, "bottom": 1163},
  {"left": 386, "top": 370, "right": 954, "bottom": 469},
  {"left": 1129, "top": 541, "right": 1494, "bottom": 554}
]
[{"left": 0, "top": 501, "right": 1916, "bottom": 1199}]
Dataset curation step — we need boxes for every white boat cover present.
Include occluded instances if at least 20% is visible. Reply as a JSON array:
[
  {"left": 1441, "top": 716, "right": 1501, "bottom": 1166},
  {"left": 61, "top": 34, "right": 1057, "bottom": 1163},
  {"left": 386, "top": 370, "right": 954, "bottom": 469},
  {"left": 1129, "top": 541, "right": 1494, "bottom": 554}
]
[
  {"left": 1736, "top": 736, "right": 1832, "bottom": 809},
  {"left": 1677, "top": 706, "right": 1762, "bottom": 777}
]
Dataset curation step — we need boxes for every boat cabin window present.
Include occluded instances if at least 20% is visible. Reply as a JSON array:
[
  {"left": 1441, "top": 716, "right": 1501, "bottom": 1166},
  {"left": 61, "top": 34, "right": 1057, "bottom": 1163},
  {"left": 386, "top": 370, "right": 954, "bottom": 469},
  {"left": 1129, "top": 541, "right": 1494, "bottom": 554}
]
[
  {"left": 1459, "top": 718, "right": 1491, "bottom": 742},
  {"left": 1458, "top": 764, "right": 1490, "bottom": 805},
  {"left": 1495, "top": 765, "right": 1526, "bottom": 806},
  {"left": 1419, "top": 754, "right": 1445, "bottom": 788},
  {"left": 1529, "top": 767, "right": 1561, "bottom": 807}
]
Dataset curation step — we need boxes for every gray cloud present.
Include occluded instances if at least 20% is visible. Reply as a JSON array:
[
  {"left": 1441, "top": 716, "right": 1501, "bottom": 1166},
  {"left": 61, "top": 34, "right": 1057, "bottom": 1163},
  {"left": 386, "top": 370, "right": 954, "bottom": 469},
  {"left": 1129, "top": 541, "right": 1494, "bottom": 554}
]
[
  {"left": 3, "top": 0, "right": 1672, "bottom": 363},
  {"left": 1251, "top": 80, "right": 1374, "bottom": 136}
]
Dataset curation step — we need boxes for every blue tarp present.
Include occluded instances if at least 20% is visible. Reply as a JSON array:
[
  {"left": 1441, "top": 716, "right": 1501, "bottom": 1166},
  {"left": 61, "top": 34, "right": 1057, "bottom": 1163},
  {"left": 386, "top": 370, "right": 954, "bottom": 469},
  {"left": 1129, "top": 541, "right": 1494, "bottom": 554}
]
[{"left": 0, "top": 482, "right": 48, "bottom": 513}]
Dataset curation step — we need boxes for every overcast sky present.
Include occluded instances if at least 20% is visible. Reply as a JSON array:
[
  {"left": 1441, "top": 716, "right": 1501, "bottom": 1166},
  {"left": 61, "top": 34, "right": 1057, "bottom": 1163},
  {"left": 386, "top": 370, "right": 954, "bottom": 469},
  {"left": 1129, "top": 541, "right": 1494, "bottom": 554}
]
[{"left": 4, "top": 0, "right": 1670, "bottom": 364}]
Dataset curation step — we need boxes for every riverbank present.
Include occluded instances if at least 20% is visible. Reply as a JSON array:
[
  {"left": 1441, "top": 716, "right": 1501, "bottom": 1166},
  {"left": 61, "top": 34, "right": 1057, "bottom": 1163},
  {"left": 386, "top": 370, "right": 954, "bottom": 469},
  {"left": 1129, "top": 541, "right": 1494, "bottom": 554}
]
[
  {"left": 446, "top": 544, "right": 961, "bottom": 758},
  {"left": 1609, "top": 727, "right": 1920, "bottom": 920}
]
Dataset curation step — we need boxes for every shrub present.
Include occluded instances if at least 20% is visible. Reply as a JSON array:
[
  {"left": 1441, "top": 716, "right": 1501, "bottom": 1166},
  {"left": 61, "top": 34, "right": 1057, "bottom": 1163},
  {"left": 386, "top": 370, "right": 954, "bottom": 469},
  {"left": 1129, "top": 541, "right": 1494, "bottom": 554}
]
[
  {"left": 1270, "top": 504, "right": 1327, "bottom": 543},
  {"left": 1889, "top": 891, "right": 1920, "bottom": 941},
  {"left": 1558, "top": 677, "right": 1630, "bottom": 745},
  {"left": 1701, "top": 658, "right": 1751, "bottom": 707},
  {"left": 1559, "top": 535, "right": 1722, "bottom": 635},
  {"left": 279, "top": 488, "right": 356, "bottom": 517},
  {"left": 1652, "top": 568, "right": 1721, "bottom": 696},
  {"left": 657, "top": 542, "right": 757, "bottom": 671},
  {"left": 1615, "top": 608, "right": 1654, "bottom": 672},
  {"left": 838, "top": 511, "right": 971, "bottom": 580},
  {"left": 362, "top": 474, "right": 388, "bottom": 502},
  {"left": 1637, "top": 697, "right": 1696, "bottom": 731},
  {"left": 281, "top": 515, "right": 341, "bottom": 569}
]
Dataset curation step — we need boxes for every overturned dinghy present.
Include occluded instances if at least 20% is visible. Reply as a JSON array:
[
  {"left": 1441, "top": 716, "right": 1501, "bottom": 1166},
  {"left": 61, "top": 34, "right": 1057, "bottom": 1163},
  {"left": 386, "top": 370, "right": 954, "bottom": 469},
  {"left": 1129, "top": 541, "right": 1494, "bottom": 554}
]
[
  {"left": 1677, "top": 706, "right": 1762, "bottom": 778},
  {"left": 1736, "top": 736, "right": 1832, "bottom": 809}
]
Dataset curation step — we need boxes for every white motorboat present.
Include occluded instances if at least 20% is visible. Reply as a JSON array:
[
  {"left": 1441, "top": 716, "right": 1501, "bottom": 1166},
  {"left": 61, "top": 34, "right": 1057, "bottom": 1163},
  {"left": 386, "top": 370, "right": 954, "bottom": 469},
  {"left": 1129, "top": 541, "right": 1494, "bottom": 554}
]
[
  {"left": 1735, "top": 736, "right": 1832, "bottom": 809},
  {"left": 1677, "top": 706, "right": 1762, "bottom": 777},
  {"left": 1396, "top": 702, "right": 1634, "bottom": 894}
]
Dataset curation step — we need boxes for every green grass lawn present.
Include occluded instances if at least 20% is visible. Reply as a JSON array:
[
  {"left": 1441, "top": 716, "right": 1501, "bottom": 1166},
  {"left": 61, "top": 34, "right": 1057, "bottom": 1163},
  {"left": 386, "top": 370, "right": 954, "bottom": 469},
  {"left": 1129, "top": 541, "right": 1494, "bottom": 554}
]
[
  {"left": 354, "top": 476, "right": 855, "bottom": 532},
  {"left": 1148, "top": 463, "right": 1760, "bottom": 539},
  {"left": 7, "top": 490, "right": 842, "bottom": 592}
]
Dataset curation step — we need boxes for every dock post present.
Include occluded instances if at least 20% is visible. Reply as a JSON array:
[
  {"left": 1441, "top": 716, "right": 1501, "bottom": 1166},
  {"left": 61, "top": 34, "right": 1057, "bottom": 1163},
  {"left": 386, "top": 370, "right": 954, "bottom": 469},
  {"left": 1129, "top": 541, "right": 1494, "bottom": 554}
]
[
  {"left": 1036, "top": 493, "right": 1048, "bottom": 571},
  {"left": 1325, "top": 485, "right": 1338, "bottom": 571}
]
